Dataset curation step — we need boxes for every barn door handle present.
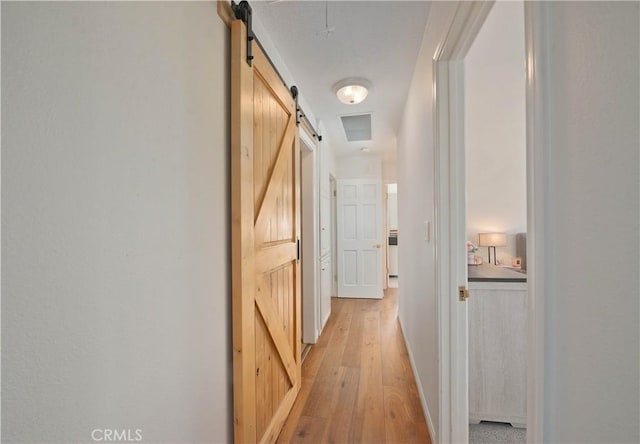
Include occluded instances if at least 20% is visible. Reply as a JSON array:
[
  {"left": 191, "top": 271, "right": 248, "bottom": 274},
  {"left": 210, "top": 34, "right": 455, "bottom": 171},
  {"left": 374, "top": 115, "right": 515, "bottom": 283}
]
[{"left": 297, "top": 238, "right": 300, "bottom": 263}]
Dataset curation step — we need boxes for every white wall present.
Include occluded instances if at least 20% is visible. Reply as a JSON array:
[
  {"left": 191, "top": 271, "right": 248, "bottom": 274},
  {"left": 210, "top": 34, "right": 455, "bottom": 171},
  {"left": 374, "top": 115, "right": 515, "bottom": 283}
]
[
  {"left": 335, "top": 153, "right": 382, "bottom": 179},
  {"left": 465, "top": 1, "right": 526, "bottom": 265},
  {"left": 395, "top": 3, "right": 458, "bottom": 439},
  {"left": 540, "top": 3, "right": 639, "bottom": 442},
  {"left": 319, "top": 122, "right": 337, "bottom": 192},
  {"left": 382, "top": 158, "right": 398, "bottom": 184},
  {"left": 1, "top": 3, "right": 233, "bottom": 442}
]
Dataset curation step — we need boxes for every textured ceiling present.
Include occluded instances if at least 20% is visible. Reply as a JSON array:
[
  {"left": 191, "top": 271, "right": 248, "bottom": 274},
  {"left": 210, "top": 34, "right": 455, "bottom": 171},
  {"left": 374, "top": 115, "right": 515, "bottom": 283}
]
[{"left": 251, "top": 1, "right": 431, "bottom": 158}]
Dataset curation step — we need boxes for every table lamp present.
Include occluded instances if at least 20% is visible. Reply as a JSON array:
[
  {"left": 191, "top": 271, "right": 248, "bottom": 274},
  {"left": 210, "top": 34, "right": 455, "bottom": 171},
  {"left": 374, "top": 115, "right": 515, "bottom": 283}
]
[{"left": 478, "top": 233, "right": 507, "bottom": 265}]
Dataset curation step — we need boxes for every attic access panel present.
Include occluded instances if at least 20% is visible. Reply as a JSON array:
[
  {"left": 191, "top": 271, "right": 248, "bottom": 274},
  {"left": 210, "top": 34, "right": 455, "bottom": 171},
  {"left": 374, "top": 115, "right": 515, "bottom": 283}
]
[{"left": 341, "top": 113, "right": 372, "bottom": 142}]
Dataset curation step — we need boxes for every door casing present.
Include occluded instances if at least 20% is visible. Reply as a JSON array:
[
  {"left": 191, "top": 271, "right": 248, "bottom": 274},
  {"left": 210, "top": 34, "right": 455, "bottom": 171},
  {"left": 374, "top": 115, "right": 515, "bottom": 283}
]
[
  {"left": 300, "top": 128, "right": 320, "bottom": 344},
  {"left": 433, "top": 1, "right": 545, "bottom": 443}
]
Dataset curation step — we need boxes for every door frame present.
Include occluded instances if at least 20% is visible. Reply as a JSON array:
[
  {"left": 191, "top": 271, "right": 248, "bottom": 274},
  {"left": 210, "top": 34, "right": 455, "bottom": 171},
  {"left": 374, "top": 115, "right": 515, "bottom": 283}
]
[
  {"left": 300, "top": 126, "right": 320, "bottom": 344},
  {"left": 433, "top": 1, "right": 547, "bottom": 443},
  {"left": 330, "top": 174, "right": 338, "bottom": 298},
  {"left": 383, "top": 184, "right": 389, "bottom": 290}
]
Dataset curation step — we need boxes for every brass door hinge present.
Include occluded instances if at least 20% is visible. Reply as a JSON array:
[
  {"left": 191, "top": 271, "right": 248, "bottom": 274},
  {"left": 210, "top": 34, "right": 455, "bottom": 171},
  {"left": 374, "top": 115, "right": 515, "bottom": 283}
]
[{"left": 458, "top": 286, "right": 469, "bottom": 302}]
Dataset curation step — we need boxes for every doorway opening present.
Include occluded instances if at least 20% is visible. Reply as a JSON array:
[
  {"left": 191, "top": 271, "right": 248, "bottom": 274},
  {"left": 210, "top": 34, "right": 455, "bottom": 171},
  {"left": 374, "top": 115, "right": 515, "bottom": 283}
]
[
  {"left": 432, "top": 1, "right": 542, "bottom": 442},
  {"left": 463, "top": 2, "right": 527, "bottom": 443}
]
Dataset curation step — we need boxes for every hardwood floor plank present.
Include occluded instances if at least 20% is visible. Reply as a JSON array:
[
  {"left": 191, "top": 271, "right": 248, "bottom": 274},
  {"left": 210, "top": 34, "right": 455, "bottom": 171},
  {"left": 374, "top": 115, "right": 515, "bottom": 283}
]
[
  {"left": 383, "top": 385, "right": 432, "bottom": 444},
  {"left": 279, "top": 301, "right": 345, "bottom": 442},
  {"left": 381, "top": 320, "right": 413, "bottom": 388},
  {"left": 354, "top": 312, "right": 386, "bottom": 443},
  {"left": 342, "top": 307, "right": 364, "bottom": 368},
  {"left": 301, "top": 344, "right": 326, "bottom": 379},
  {"left": 301, "top": 303, "right": 354, "bottom": 418},
  {"left": 277, "top": 290, "right": 433, "bottom": 444},
  {"left": 322, "top": 366, "right": 360, "bottom": 444},
  {"left": 288, "top": 415, "right": 328, "bottom": 444}
]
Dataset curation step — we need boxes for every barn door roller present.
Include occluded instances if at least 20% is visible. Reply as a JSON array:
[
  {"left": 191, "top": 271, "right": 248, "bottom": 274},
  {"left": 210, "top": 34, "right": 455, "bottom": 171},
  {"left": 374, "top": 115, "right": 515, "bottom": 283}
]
[{"left": 231, "top": 0, "right": 254, "bottom": 66}]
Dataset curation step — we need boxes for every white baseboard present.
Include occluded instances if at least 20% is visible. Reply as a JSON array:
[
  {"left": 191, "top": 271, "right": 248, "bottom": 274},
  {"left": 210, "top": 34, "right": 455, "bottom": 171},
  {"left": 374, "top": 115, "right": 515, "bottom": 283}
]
[{"left": 399, "top": 318, "right": 437, "bottom": 443}]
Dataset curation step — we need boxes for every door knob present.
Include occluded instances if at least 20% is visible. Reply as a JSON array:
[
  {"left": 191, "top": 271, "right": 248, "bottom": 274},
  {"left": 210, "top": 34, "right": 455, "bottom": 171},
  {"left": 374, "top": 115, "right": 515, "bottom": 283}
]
[{"left": 374, "top": 244, "right": 381, "bottom": 248}]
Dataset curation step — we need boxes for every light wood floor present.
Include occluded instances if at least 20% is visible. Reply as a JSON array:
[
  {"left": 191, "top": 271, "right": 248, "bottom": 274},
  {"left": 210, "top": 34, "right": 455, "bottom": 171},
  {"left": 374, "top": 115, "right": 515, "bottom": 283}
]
[{"left": 277, "top": 288, "right": 432, "bottom": 444}]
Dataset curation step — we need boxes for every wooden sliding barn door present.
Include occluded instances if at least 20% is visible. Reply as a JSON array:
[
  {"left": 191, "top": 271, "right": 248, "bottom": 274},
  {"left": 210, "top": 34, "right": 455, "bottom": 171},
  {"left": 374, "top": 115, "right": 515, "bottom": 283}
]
[{"left": 231, "top": 18, "right": 302, "bottom": 444}]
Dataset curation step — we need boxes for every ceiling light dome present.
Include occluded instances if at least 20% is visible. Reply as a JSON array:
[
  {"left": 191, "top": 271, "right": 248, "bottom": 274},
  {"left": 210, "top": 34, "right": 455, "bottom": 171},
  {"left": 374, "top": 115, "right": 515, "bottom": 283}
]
[
  {"left": 337, "top": 85, "right": 368, "bottom": 105},
  {"left": 334, "top": 78, "right": 371, "bottom": 105}
]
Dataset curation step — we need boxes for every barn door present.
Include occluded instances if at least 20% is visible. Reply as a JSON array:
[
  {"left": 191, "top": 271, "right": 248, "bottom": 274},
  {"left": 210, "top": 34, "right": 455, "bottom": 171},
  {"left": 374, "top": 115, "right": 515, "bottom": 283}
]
[{"left": 231, "top": 18, "right": 302, "bottom": 444}]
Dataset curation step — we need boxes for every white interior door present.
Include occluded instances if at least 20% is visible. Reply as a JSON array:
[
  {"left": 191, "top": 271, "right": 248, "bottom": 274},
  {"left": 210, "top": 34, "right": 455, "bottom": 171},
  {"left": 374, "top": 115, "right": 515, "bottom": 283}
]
[{"left": 336, "top": 179, "right": 383, "bottom": 299}]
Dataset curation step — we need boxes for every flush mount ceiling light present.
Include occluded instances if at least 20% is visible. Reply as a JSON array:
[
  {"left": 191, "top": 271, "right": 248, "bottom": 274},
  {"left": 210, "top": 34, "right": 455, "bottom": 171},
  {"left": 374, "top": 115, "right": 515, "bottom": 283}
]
[{"left": 334, "top": 79, "right": 371, "bottom": 105}]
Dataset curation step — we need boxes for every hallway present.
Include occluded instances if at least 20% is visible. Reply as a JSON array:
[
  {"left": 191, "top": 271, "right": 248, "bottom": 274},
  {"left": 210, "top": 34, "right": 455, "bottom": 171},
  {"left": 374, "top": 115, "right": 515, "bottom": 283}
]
[{"left": 277, "top": 290, "right": 432, "bottom": 443}]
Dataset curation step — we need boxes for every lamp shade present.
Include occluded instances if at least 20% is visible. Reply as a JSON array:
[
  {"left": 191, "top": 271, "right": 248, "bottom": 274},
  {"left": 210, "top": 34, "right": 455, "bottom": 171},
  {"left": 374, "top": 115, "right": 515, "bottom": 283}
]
[{"left": 478, "top": 233, "right": 507, "bottom": 247}]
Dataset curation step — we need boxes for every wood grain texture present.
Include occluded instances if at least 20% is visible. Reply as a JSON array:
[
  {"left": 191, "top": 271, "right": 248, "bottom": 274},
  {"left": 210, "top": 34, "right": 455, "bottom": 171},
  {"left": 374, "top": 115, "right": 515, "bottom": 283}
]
[
  {"left": 232, "top": 19, "right": 301, "bottom": 443},
  {"left": 354, "top": 311, "right": 386, "bottom": 443},
  {"left": 289, "top": 416, "right": 328, "bottom": 444},
  {"left": 277, "top": 289, "right": 432, "bottom": 444},
  {"left": 322, "top": 366, "right": 360, "bottom": 443},
  {"left": 231, "top": 19, "right": 257, "bottom": 444},
  {"left": 217, "top": 0, "right": 234, "bottom": 27}
]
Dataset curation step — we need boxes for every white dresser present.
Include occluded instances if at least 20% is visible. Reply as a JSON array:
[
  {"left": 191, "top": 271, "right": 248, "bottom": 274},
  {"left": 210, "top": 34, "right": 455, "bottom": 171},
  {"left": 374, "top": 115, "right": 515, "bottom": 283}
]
[{"left": 468, "top": 265, "right": 527, "bottom": 428}]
